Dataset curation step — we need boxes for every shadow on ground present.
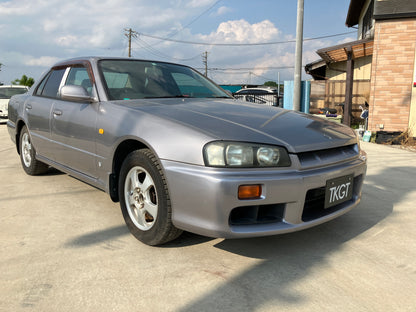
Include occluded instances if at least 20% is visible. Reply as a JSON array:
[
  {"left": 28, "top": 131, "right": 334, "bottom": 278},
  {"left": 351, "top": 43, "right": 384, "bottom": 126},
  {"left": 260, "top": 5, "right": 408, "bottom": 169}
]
[
  {"left": 63, "top": 166, "right": 415, "bottom": 311},
  {"left": 177, "top": 166, "right": 414, "bottom": 311},
  {"left": 65, "top": 225, "right": 129, "bottom": 247}
]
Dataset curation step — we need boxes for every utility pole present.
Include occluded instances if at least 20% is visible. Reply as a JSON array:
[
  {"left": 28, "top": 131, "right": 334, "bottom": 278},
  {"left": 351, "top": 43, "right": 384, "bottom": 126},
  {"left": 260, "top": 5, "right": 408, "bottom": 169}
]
[
  {"left": 124, "top": 28, "right": 138, "bottom": 58},
  {"left": 343, "top": 47, "right": 354, "bottom": 126},
  {"left": 293, "top": 0, "right": 304, "bottom": 111},
  {"left": 277, "top": 72, "right": 280, "bottom": 97},
  {"left": 202, "top": 51, "right": 208, "bottom": 77}
]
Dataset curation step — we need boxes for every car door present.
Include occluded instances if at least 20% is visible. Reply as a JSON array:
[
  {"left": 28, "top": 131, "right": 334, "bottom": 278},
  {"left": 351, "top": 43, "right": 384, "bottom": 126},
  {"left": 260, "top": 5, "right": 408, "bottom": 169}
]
[
  {"left": 50, "top": 65, "right": 99, "bottom": 178},
  {"left": 24, "top": 68, "right": 67, "bottom": 161}
]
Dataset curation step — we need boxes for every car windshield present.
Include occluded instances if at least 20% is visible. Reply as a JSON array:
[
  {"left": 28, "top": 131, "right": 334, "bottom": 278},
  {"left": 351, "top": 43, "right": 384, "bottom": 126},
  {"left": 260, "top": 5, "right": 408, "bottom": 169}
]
[
  {"left": 0, "top": 87, "right": 28, "bottom": 99},
  {"left": 98, "top": 60, "right": 230, "bottom": 100}
]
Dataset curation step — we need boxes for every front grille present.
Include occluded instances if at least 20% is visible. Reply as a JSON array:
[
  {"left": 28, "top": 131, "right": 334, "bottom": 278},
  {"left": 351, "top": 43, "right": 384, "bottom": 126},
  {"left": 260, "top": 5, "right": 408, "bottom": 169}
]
[
  {"left": 229, "top": 204, "right": 285, "bottom": 226},
  {"left": 297, "top": 144, "right": 359, "bottom": 169},
  {"left": 302, "top": 187, "right": 335, "bottom": 222},
  {"left": 302, "top": 175, "right": 362, "bottom": 222}
]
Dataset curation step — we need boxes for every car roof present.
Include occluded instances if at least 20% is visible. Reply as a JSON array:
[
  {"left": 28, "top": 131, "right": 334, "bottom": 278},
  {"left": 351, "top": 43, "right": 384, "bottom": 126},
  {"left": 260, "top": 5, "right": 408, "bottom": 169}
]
[
  {"left": 51, "top": 56, "right": 189, "bottom": 69},
  {"left": 236, "top": 87, "right": 277, "bottom": 92}
]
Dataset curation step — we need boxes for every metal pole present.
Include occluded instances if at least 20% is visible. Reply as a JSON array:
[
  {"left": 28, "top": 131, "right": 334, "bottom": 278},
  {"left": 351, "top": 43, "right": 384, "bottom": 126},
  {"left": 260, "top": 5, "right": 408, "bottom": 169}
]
[
  {"left": 277, "top": 72, "right": 280, "bottom": 96},
  {"left": 202, "top": 51, "right": 208, "bottom": 77},
  {"left": 293, "top": 0, "right": 304, "bottom": 111},
  {"left": 343, "top": 48, "right": 354, "bottom": 126}
]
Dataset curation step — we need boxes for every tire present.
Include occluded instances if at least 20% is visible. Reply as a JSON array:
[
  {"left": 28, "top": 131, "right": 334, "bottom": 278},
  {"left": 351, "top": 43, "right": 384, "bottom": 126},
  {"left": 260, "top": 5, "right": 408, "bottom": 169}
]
[
  {"left": 19, "top": 126, "right": 49, "bottom": 175},
  {"left": 118, "top": 149, "right": 182, "bottom": 245}
]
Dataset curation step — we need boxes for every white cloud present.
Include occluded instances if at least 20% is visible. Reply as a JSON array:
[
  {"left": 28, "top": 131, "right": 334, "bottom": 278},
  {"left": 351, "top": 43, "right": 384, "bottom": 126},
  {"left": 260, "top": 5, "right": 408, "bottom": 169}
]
[
  {"left": 187, "top": 0, "right": 214, "bottom": 8},
  {"left": 0, "top": 1, "right": 351, "bottom": 85},
  {"left": 201, "top": 19, "right": 280, "bottom": 43},
  {"left": 337, "top": 36, "right": 356, "bottom": 44},
  {"left": 24, "top": 56, "right": 60, "bottom": 67},
  {"left": 213, "top": 6, "right": 232, "bottom": 16},
  {"left": 42, "top": 20, "right": 59, "bottom": 32},
  {"left": 0, "top": 0, "right": 43, "bottom": 16},
  {"left": 56, "top": 35, "right": 79, "bottom": 47}
]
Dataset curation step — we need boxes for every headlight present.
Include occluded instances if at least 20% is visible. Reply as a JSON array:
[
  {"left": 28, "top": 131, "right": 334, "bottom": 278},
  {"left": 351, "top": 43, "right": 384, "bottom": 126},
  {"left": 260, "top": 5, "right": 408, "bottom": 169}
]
[{"left": 204, "top": 141, "right": 291, "bottom": 168}]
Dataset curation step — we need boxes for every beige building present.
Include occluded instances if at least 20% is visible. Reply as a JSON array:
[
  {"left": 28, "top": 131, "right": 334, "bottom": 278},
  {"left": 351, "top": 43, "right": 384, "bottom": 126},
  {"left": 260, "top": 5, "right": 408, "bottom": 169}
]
[{"left": 306, "top": 0, "right": 416, "bottom": 137}]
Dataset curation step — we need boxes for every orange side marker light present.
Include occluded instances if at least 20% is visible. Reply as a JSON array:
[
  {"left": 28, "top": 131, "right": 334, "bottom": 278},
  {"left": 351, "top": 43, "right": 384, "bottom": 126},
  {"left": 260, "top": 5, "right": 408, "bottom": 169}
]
[{"left": 238, "top": 185, "right": 262, "bottom": 200}]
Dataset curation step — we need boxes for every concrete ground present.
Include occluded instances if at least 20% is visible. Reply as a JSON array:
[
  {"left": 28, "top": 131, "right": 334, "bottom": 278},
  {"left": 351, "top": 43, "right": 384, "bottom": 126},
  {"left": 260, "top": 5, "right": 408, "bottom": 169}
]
[{"left": 0, "top": 123, "right": 415, "bottom": 312}]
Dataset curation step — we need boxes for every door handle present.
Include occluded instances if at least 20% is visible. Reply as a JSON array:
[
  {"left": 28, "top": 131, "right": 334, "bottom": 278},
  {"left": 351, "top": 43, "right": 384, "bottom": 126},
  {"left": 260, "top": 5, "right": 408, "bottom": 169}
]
[
  {"left": 25, "top": 104, "right": 32, "bottom": 110},
  {"left": 53, "top": 110, "right": 63, "bottom": 116}
]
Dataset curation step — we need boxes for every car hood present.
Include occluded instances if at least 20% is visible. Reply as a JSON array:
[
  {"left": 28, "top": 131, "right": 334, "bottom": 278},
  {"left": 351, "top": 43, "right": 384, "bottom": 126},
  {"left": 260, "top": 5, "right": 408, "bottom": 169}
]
[{"left": 120, "top": 98, "right": 357, "bottom": 153}]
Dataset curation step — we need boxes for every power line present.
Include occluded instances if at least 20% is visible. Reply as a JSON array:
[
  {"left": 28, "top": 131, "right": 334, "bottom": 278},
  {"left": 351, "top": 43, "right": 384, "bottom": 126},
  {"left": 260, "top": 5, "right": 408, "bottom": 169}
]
[
  {"left": 148, "top": 0, "right": 222, "bottom": 49},
  {"left": 137, "top": 31, "right": 356, "bottom": 47},
  {"left": 249, "top": 71, "right": 277, "bottom": 82},
  {"left": 167, "top": 0, "right": 221, "bottom": 40},
  {"left": 202, "top": 66, "right": 295, "bottom": 71},
  {"left": 132, "top": 36, "right": 201, "bottom": 61}
]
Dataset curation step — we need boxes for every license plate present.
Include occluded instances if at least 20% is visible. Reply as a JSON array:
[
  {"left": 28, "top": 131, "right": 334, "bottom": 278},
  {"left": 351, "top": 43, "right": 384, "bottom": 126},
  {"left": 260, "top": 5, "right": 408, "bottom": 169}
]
[{"left": 324, "top": 174, "right": 354, "bottom": 209}]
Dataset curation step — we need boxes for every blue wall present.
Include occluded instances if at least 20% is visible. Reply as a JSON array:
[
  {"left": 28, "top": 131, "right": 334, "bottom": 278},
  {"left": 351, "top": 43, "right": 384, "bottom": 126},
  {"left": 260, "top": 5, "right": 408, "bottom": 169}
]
[
  {"left": 283, "top": 80, "right": 310, "bottom": 113},
  {"left": 219, "top": 85, "right": 242, "bottom": 93}
]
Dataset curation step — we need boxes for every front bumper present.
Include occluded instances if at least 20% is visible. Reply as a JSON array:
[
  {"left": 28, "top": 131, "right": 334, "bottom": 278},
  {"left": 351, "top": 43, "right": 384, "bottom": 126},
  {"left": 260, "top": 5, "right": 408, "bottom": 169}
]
[{"left": 162, "top": 154, "right": 367, "bottom": 239}]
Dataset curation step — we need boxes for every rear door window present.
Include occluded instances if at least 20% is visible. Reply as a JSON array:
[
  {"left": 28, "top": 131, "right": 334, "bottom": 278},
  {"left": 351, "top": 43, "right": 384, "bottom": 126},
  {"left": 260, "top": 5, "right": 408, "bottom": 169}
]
[{"left": 36, "top": 68, "right": 66, "bottom": 98}]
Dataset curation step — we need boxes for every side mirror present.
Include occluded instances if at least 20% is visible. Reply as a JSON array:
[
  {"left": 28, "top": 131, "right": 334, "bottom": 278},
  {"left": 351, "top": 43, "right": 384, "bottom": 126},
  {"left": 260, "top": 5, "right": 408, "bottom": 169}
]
[{"left": 60, "top": 85, "right": 94, "bottom": 103}]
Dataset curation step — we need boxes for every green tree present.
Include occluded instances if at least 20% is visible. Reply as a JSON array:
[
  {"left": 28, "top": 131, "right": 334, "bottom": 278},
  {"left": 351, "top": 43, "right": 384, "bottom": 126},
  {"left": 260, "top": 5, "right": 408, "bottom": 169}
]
[
  {"left": 264, "top": 81, "right": 284, "bottom": 94},
  {"left": 12, "top": 75, "right": 35, "bottom": 87},
  {"left": 264, "top": 81, "right": 278, "bottom": 87}
]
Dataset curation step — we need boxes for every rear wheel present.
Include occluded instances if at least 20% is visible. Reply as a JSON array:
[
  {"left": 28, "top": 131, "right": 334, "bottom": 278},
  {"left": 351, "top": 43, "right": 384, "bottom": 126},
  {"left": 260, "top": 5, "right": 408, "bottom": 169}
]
[
  {"left": 118, "top": 149, "right": 182, "bottom": 245},
  {"left": 19, "top": 126, "right": 48, "bottom": 175}
]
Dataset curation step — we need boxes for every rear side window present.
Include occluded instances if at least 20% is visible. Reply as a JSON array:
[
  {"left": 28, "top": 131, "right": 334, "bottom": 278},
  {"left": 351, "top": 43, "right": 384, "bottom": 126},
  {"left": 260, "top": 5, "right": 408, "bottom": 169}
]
[
  {"left": 34, "top": 73, "right": 50, "bottom": 96},
  {"left": 35, "top": 68, "right": 66, "bottom": 98}
]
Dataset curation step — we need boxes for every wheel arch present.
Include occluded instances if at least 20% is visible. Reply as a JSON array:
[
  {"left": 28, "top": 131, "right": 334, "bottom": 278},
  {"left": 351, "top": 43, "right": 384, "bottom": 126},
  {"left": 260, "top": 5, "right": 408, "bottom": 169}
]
[
  {"left": 109, "top": 139, "right": 150, "bottom": 202},
  {"left": 15, "top": 119, "right": 27, "bottom": 155}
]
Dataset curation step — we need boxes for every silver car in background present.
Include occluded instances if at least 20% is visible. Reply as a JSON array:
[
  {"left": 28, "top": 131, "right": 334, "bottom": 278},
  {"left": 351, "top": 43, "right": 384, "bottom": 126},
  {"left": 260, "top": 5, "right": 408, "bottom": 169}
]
[{"left": 7, "top": 57, "right": 367, "bottom": 245}]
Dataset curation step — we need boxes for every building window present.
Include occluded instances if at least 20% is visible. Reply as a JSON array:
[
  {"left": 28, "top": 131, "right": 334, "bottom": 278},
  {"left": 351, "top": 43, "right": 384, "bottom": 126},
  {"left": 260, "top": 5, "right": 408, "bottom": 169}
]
[{"left": 362, "top": 0, "right": 375, "bottom": 39}]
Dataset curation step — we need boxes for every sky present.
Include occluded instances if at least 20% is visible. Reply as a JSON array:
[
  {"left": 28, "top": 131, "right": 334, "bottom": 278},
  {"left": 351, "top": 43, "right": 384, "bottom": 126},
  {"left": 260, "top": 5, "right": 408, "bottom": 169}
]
[{"left": 0, "top": 0, "right": 356, "bottom": 86}]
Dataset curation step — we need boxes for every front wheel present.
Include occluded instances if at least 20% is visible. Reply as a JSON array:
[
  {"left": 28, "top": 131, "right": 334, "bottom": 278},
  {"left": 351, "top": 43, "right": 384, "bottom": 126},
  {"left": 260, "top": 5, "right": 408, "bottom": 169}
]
[
  {"left": 19, "top": 126, "right": 49, "bottom": 175},
  {"left": 118, "top": 149, "right": 182, "bottom": 245}
]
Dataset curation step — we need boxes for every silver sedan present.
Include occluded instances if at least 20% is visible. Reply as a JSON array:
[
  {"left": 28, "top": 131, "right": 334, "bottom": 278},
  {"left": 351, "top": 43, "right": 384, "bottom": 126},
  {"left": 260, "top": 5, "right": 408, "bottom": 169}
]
[{"left": 7, "top": 57, "right": 367, "bottom": 245}]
